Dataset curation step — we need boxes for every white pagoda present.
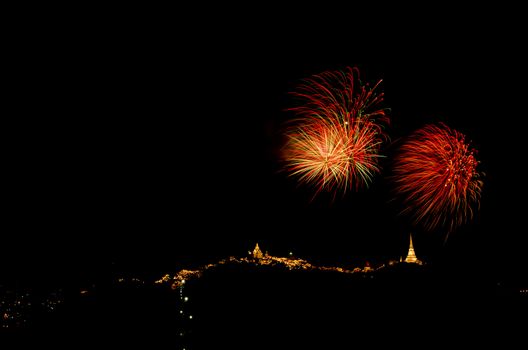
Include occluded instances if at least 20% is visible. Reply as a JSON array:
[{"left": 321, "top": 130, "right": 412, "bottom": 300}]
[{"left": 404, "top": 234, "right": 418, "bottom": 263}]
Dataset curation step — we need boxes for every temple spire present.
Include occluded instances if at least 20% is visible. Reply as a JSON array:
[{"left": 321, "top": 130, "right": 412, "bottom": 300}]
[
  {"left": 404, "top": 234, "right": 417, "bottom": 263},
  {"left": 253, "top": 243, "right": 263, "bottom": 259}
]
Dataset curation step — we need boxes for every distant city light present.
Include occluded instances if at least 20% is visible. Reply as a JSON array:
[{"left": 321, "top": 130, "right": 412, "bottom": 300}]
[
  {"left": 189, "top": 315, "right": 193, "bottom": 319},
  {"left": 180, "top": 310, "right": 183, "bottom": 314},
  {"left": 184, "top": 297, "right": 189, "bottom": 302}
]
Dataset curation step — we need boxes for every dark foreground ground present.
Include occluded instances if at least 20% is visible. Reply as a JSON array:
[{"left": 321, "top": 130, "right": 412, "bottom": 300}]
[{"left": 3, "top": 263, "right": 526, "bottom": 348}]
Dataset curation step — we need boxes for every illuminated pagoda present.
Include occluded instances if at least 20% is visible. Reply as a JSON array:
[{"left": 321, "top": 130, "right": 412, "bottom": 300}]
[
  {"left": 404, "top": 234, "right": 418, "bottom": 263},
  {"left": 253, "top": 243, "right": 264, "bottom": 259}
]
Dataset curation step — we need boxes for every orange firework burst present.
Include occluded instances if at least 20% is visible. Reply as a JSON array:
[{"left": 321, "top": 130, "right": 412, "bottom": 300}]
[
  {"left": 392, "top": 123, "right": 483, "bottom": 234},
  {"left": 282, "top": 67, "right": 389, "bottom": 196}
]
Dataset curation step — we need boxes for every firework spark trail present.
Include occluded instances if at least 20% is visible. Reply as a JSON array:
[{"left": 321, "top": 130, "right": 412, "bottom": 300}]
[
  {"left": 392, "top": 123, "right": 483, "bottom": 235},
  {"left": 282, "top": 67, "right": 389, "bottom": 196}
]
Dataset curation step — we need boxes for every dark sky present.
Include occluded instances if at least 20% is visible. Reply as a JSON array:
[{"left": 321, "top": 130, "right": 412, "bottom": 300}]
[{"left": 3, "top": 14, "right": 527, "bottom": 285}]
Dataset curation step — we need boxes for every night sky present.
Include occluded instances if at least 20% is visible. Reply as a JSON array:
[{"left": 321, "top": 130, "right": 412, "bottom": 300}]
[{"left": 3, "top": 14, "right": 527, "bottom": 287}]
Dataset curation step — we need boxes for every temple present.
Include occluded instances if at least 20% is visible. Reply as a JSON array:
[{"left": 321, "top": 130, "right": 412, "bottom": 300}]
[
  {"left": 252, "top": 243, "right": 263, "bottom": 259},
  {"left": 404, "top": 234, "right": 418, "bottom": 263}
]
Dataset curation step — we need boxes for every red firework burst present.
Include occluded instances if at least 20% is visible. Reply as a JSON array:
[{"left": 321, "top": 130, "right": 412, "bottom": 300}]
[
  {"left": 282, "top": 67, "right": 389, "bottom": 196},
  {"left": 392, "top": 123, "right": 483, "bottom": 234}
]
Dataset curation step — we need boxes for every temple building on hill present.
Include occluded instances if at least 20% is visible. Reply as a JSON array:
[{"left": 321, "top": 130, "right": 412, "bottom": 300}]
[
  {"left": 404, "top": 234, "right": 423, "bottom": 264},
  {"left": 253, "top": 243, "right": 263, "bottom": 259}
]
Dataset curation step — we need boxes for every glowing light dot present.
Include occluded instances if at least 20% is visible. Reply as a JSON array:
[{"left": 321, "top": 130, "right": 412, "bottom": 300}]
[{"left": 184, "top": 297, "right": 189, "bottom": 302}]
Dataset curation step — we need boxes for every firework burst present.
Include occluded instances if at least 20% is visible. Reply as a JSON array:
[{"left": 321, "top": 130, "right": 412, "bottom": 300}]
[
  {"left": 282, "top": 67, "right": 389, "bottom": 196},
  {"left": 392, "top": 123, "right": 483, "bottom": 234}
]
